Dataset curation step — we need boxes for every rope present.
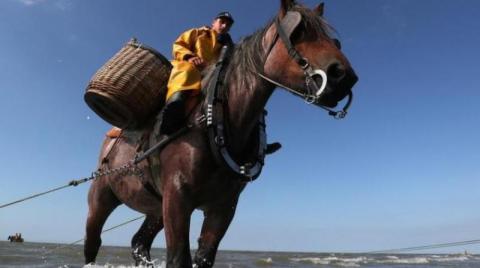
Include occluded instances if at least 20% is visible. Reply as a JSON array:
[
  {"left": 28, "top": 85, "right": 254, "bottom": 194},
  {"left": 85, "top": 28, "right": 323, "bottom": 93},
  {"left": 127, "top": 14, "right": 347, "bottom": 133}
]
[
  {"left": 44, "top": 215, "right": 145, "bottom": 254},
  {"left": 101, "top": 215, "right": 145, "bottom": 234},
  {"left": 1, "top": 127, "right": 186, "bottom": 210},
  {"left": 367, "top": 239, "right": 480, "bottom": 253},
  {"left": 0, "top": 177, "right": 94, "bottom": 209}
]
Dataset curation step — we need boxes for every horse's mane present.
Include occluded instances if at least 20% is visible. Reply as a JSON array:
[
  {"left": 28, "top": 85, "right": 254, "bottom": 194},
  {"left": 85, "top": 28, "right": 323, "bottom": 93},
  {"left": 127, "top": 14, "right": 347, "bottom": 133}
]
[{"left": 223, "top": 5, "right": 335, "bottom": 93}]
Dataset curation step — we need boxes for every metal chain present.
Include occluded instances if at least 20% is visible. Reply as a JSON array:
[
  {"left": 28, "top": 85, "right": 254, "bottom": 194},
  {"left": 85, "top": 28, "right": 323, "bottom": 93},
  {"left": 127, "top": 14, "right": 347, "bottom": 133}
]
[
  {"left": 70, "top": 161, "right": 145, "bottom": 186},
  {"left": 2, "top": 121, "right": 192, "bottom": 210},
  {"left": 0, "top": 161, "right": 144, "bottom": 209}
]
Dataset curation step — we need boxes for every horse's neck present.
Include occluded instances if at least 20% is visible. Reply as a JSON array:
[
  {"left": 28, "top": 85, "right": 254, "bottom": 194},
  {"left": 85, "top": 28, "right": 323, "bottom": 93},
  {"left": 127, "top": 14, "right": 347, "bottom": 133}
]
[
  {"left": 225, "top": 73, "right": 274, "bottom": 154},
  {"left": 215, "top": 25, "right": 275, "bottom": 154}
]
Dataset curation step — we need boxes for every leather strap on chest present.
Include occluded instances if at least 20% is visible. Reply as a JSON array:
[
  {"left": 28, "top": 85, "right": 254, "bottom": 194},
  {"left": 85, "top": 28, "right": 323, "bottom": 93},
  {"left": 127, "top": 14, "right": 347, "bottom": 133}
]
[{"left": 205, "top": 46, "right": 267, "bottom": 182}]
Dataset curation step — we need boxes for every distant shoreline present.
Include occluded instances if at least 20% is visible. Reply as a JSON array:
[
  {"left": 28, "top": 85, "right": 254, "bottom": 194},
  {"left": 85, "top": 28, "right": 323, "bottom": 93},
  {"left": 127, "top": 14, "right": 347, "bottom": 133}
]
[{"left": 1, "top": 241, "right": 475, "bottom": 255}]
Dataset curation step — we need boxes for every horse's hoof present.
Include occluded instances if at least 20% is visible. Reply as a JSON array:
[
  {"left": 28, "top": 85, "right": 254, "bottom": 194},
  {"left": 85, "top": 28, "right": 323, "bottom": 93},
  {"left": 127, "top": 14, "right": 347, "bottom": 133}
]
[
  {"left": 193, "top": 257, "right": 214, "bottom": 268},
  {"left": 132, "top": 246, "right": 153, "bottom": 267}
]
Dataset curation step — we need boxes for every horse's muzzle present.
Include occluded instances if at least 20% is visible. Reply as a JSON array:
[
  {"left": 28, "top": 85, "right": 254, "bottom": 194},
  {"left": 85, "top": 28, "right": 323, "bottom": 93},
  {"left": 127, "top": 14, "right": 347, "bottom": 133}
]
[{"left": 316, "top": 67, "right": 358, "bottom": 108}]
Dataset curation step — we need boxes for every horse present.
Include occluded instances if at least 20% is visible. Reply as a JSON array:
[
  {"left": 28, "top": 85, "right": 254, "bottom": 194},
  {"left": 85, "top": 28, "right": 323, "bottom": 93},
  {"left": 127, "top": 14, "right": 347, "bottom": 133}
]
[
  {"left": 7, "top": 235, "right": 24, "bottom": 243},
  {"left": 84, "top": 1, "right": 358, "bottom": 267}
]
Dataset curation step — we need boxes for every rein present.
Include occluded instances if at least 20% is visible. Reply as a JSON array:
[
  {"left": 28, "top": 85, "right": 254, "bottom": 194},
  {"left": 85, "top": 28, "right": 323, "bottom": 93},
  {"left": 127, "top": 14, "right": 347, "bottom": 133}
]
[{"left": 258, "top": 11, "right": 353, "bottom": 119}]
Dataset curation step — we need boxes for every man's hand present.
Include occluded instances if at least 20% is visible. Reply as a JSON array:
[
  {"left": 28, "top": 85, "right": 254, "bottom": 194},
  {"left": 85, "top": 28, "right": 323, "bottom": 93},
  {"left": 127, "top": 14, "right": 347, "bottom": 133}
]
[{"left": 188, "top": 56, "right": 205, "bottom": 67}]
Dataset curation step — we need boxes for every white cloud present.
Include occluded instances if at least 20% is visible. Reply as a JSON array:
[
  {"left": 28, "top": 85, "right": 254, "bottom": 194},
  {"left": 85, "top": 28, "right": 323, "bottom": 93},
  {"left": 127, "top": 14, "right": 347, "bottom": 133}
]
[
  {"left": 17, "top": 0, "right": 46, "bottom": 6},
  {"left": 54, "top": 0, "right": 73, "bottom": 11},
  {"left": 15, "top": 0, "right": 72, "bottom": 10}
]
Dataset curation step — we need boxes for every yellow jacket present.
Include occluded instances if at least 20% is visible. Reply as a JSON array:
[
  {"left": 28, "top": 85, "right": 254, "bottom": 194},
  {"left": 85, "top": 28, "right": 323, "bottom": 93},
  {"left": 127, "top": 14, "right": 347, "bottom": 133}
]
[{"left": 166, "top": 26, "right": 223, "bottom": 100}]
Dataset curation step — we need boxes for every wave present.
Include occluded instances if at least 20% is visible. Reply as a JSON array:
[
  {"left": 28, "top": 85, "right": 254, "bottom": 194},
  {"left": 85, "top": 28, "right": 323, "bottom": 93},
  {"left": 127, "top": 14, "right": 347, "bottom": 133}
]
[
  {"left": 289, "top": 253, "right": 476, "bottom": 266},
  {"left": 374, "top": 256, "right": 429, "bottom": 265},
  {"left": 290, "top": 255, "right": 368, "bottom": 267},
  {"left": 256, "top": 257, "right": 274, "bottom": 266},
  {"left": 83, "top": 260, "right": 166, "bottom": 268}
]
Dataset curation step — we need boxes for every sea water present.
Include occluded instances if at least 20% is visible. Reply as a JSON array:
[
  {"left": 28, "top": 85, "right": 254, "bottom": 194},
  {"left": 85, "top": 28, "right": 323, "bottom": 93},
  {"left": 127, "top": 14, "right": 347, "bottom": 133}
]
[{"left": 1, "top": 241, "right": 479, "bottom": 267}]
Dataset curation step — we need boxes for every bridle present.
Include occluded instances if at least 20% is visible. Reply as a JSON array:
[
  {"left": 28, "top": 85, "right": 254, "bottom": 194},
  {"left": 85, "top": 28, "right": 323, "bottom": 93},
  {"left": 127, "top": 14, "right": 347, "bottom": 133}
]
[
  {"left": 203, "top": 11, "right": 355, "bottom": 180},
  {"left": 257, "top": 11, "right": 353, "bottom": 119}
]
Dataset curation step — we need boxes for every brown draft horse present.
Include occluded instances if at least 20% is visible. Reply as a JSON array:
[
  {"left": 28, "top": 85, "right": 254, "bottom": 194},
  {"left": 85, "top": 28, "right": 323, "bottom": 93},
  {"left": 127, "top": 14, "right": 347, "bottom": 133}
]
[{"left": 84, "top": 1, "right": 358, "bottom": 267}]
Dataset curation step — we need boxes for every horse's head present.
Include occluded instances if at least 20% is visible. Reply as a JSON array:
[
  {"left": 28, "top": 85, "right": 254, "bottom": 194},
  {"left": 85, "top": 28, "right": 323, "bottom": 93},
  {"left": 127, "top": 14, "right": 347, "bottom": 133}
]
[{"left": 263, "top": 0, "right": 358, "bottom": 116}]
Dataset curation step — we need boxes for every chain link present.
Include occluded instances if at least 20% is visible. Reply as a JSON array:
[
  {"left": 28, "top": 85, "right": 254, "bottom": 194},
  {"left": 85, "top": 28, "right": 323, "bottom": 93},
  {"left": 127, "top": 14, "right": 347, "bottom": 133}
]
[
  {"left": 1, "top": 139, "right": 147, "bottom": 210},
  {"left": 68, "top": 161, "right": 144, "bottom": 187}
]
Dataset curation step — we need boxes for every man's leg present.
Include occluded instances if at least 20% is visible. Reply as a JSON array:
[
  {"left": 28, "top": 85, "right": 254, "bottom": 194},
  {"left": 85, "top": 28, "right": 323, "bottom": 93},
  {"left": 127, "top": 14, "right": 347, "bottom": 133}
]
[{"left": 159, "top": 90, "right": 190, "bottom": 135}]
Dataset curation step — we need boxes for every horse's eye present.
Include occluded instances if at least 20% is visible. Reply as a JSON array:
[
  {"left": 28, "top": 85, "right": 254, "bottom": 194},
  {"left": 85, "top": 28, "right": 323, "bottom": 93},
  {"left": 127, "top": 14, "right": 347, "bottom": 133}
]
[
  {"left": 332, "top": 38, "right": 342, "bottom": 50},
  {"left": 289, "top": 24, "right": 303, "bottom": 42}
]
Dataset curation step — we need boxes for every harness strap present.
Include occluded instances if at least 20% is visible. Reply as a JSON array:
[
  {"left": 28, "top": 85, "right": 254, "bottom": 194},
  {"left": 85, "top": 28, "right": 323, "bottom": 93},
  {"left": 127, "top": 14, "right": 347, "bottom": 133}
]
[
  {"left": 205, "top": 46, "right": 267, "bottom": 181},
  {"left": 257, "top": 72, "right": 351, "bottom": 119},
  {"left": 275, "top": 18, "right": 306, "bottom": 67}
]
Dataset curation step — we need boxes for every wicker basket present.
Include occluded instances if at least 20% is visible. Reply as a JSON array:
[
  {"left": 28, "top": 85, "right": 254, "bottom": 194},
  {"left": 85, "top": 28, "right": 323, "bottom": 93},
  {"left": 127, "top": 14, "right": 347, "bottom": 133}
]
[{"left": 84, "top": 38, "right": 172, "bottom": 129}]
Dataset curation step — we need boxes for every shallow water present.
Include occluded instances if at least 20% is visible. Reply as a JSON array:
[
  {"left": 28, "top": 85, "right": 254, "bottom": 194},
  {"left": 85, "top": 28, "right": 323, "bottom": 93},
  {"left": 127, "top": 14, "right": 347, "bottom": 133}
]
[{"left": 1, "top": 241, "right": 480, "bottom": 267}]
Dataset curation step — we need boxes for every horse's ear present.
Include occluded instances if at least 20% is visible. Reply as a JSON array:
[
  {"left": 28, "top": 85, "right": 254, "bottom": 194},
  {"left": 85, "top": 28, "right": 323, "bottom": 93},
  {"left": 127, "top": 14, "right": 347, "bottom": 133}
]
[
  {"left": 314, "top": 2, "right": 325, "bottom": 17},
  {"left": 280, "top": 0, "right": 296, "bottom": 18}
]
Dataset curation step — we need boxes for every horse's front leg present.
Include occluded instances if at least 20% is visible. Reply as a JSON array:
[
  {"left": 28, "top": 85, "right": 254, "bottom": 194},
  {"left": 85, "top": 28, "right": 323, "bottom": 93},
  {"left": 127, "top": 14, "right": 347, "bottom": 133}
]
[
  {"left": 163, "top": 179, "right": 194, "bottom": 268},
  {"left": 193, "top": 200, "right": 239, "bottom": 268}
]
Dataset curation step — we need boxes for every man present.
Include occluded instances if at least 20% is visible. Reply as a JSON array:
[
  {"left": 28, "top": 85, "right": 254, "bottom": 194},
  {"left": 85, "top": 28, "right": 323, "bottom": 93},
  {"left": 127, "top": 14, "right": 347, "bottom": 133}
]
[
  {"left": 160, "top": 11, "right": 235, "bottom": 134},
  {"left": 160, "top": 12, "right": 281, "bottom": 154}
]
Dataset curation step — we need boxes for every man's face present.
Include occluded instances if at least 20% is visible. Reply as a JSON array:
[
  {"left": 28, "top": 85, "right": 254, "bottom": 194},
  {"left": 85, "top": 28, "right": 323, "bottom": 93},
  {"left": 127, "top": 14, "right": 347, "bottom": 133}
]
[{"left": 211, "top": 18, "right": 232, "bottom": 34}]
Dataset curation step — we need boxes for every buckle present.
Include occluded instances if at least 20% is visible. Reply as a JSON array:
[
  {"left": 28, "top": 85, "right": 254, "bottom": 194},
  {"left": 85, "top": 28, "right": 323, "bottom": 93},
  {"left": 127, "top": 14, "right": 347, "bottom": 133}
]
[{"left": 298, "top": 57, "right": 309, "bottom": 70}]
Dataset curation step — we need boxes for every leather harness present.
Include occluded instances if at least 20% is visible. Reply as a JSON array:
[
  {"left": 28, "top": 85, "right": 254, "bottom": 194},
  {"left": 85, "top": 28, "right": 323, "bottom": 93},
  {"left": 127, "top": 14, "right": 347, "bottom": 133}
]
[{"left": 204, "top": 46, "right": 267, "bottom": 182}]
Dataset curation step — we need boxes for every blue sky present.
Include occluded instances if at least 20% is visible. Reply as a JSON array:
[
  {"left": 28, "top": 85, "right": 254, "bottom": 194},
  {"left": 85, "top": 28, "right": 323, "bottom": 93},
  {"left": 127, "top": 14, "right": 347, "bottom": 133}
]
[{"left": 1, "top": 0, "right": 480, "bottom": 254}]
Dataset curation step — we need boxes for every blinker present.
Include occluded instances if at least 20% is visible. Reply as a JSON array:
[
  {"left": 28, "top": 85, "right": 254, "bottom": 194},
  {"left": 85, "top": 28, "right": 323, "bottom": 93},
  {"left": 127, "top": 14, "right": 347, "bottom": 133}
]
[
  {"left": 258, "top": 9, "right": 353, "bottom": 120},
  {"left": 280, "top": 11, "right": 302, "bottom": 40}
]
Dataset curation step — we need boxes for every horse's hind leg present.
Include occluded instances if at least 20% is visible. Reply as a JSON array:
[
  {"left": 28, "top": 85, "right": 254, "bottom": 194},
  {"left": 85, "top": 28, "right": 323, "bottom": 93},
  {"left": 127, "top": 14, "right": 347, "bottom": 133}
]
[
  {"left": 193, "top": 201, "right": 239, "bottom": 268},
  {"left": 131, "top": 214, "right": 164, "bottom": 266},
  {"left": 84, "top": 179, "right": 121, "bottom": 264}
]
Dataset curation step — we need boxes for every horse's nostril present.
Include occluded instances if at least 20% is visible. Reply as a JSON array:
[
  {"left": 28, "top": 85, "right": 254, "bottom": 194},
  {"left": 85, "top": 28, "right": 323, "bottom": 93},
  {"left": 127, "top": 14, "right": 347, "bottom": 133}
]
[{"left": 327, "top": 63, "right": 346, "bottom": 82}]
